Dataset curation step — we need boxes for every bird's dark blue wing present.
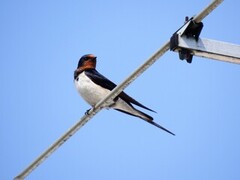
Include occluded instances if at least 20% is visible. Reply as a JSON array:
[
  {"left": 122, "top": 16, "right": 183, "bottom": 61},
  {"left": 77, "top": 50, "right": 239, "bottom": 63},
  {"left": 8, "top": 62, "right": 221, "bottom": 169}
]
[
  {"left": 84, "top": 69, "right": 117, "bottom": 90},
  {"left": 119, "top": 91, "right": 156, "bottom": 113},
  {"left": 84, "top": 69, "right": 156, "bottom": 112}
]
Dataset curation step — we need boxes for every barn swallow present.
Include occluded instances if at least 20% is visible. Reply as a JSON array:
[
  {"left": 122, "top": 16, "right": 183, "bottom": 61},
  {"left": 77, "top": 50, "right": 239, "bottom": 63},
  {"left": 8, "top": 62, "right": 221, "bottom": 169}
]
[{"left": 74, "top": 54, "right": 175, "bottom": 135}]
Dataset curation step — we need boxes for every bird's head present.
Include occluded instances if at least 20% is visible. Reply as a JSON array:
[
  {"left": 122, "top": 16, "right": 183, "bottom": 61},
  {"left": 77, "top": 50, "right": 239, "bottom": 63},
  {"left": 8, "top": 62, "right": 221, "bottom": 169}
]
[
  {"left": 77, "top": 54, "right": 97, "bottom": 69},
  {"left": 74, "top": 54, "right": 97, "bottom": 79}
]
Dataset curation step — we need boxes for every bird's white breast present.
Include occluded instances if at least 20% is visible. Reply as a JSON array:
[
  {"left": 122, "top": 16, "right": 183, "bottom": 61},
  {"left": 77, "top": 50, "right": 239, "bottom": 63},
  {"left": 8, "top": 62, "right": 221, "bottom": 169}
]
[
  {"left": 74, "top": 72, "right": 111, "bottom": 106},
  {"left": 74, "top": 71, "right": 147, "bottom": 119}
]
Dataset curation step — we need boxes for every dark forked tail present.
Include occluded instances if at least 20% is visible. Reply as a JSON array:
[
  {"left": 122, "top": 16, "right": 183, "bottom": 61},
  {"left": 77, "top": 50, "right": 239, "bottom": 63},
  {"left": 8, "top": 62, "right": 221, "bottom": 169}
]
[
  {"left": 115, "top": 108, "right": 175, "bottom": 136},
  {"left": 147, "top": 121, "right": 175, "bottom": 136}
]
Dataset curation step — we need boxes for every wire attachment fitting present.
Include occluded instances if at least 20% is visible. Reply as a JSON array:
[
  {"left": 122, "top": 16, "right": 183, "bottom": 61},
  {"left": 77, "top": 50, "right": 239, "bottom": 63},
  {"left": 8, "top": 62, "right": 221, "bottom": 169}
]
[{"left": 170, "top": 16, "right": 203, "bottom": 63}]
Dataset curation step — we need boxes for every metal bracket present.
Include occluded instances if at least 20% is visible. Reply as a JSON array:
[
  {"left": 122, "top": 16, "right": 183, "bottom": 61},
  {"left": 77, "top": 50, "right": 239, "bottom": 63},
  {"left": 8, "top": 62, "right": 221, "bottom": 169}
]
[
  {"left": 170, "top": 17, "right": 204, "bottom": 63},
  {"left": 170, "top": 16, "right": 240, "bottom": 64}
]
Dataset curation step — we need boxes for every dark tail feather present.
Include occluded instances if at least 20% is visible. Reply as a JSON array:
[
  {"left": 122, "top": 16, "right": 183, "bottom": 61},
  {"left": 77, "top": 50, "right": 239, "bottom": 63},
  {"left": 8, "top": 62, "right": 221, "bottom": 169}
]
[
  {"left": 132, "top": 108, "right": 175, "bottom": 136},
  {"left": 115, "top": 108, "right": 175, "bottom": 136},
  {"left": 148, "top": 121, "right": 175, "bottom": 136}
]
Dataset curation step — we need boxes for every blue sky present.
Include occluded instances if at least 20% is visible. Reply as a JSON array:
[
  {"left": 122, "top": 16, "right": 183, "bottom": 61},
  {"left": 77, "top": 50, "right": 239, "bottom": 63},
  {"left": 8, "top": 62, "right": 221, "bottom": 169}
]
[{"left": 1, "top": 0, "right": 240, "bottom": 179}]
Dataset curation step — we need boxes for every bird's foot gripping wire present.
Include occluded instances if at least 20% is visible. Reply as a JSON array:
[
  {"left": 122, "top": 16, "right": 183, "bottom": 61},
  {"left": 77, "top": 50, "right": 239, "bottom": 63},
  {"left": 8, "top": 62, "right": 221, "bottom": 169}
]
[{"left": 85, "top": 108, "right": 92, "bottom": 115}]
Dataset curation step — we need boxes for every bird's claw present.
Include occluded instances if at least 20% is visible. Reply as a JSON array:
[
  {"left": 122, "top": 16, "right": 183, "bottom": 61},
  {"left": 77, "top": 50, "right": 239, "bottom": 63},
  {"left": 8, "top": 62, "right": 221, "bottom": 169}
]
[{"left": 85, "top": 108, "right": 91, "bottom": 115}]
